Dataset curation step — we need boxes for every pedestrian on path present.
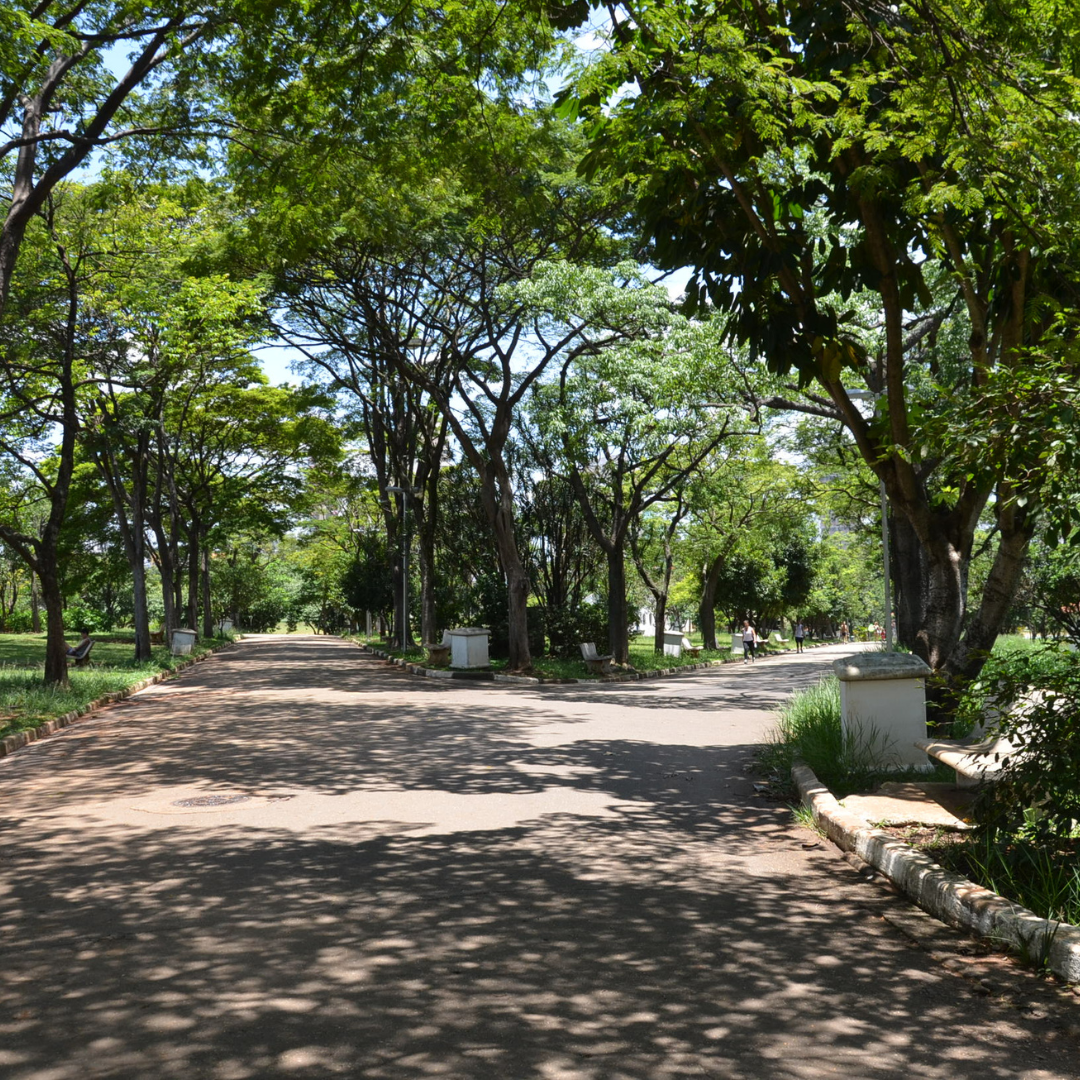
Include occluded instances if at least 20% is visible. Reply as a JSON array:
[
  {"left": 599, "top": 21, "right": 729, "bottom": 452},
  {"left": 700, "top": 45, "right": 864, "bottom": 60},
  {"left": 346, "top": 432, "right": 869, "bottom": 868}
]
[
  {"left": 794, "top": 619, "right": 805, "bottom": 653},
  {"left": 839, "top": 620, "right": 849, "bottom": 644},
  {"left": 742, "top": 620, "right": 757, "bottom": 663}
]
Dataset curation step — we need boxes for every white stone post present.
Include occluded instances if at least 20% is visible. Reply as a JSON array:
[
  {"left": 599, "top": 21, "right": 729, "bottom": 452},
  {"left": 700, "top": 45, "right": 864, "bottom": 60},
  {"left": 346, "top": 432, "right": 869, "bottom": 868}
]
[{"left": 832, "top": 653, "right": 933, "bottom": 768}]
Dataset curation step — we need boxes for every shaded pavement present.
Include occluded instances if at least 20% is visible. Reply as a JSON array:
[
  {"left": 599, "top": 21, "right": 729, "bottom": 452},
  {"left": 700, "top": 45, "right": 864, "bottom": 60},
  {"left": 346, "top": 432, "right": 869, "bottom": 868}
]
[{"left": 1, "top": 636, "right": 1077, "bottom": 1079}]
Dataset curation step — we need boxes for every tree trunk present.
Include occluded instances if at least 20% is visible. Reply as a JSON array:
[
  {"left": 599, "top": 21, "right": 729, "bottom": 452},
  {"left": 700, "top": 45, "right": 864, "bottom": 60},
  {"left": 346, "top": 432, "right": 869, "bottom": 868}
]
[
  {"left": 417, "top": 534, "right": 437, "bottom": 646},
  {"left": 891, "top": 515, "right": 925, "bottom": 652},
  {"left": 606, "top": 547, "right": 630, "bottom": 664},
  {"left": 30, "top": 571, "right": 41, "bottom": 633},
  {"left": 187, "top": 526, "right": 199, "bottom": 635},
  {"left": 131, "top": 557, "right": 151, "bottom": 663},
  {"left": 653, "top": 594, "right": 668, "bottom": 655},
  {"left": 485, "top": 491, "right": 531, "bottom": 670},
  {"left": 149, "top": 520, "right": 177, "bottom": 636},
  {"left": 201, "top": 544, "right": 213, "bottom": 639},
  {"left": 39, "top": 559, "right": 69, "bottom": 688},
  {"left": 698, "top": 554, "right": 723, "bottom": 651}
]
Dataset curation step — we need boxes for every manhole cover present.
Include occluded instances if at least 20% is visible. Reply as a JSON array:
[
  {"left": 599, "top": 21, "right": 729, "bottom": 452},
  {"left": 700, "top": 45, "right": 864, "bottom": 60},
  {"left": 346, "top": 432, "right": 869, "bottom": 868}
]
[{"left": 171, "top": 794, "right": 251, "bottom": 808}]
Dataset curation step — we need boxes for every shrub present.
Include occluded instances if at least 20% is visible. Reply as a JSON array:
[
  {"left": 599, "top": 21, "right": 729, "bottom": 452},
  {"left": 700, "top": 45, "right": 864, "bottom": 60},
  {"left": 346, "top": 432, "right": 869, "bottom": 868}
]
[
  {"left": 958, "top": 643, "right": 1080, "bottom": 840},
  {"left": 543, "top": 601, "right": 610, "bottom": 659}
]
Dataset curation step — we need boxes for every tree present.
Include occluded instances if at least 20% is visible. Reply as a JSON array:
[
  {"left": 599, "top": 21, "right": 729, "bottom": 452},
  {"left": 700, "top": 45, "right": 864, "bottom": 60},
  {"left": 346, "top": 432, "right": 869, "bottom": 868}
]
[
  {"left": 0, "top": 1, "right": 235, "bottom": 314},
  {"left": 628, "top": 491, "right": 691, "bottom": 655},
  {"left": 520, "top": 261, "right": 747, "bottom": 662},
  {"left": 554, "top": 0, "right": 1080, "bottom": 702},
  {"left": 277, "top": 252, "right": 452, "bottom": 649},
  {"left": 0, "top": 191, "right": 99, "bottom": 684},
  {"left": 263, "top": 104, "right": 625, "bottom": 670}
]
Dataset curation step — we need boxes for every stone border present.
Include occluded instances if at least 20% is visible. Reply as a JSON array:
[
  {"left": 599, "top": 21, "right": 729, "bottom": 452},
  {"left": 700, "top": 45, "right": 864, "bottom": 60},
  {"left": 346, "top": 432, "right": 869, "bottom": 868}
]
[
  {"left": 358, "top": 638, "right": 836, "bottom": 685},
  {"left": 793, "top": 762, "right": 1080, "bottom": 983},
  {"left": 0, "top": 642, "right": 232, "bottom": 760}
]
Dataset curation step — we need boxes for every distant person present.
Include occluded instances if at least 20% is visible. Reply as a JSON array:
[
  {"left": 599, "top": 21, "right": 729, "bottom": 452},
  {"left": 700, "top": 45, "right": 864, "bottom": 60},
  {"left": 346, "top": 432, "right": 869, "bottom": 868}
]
[
  {"left": 742, "top": 620, "right": 757, "bottom": 664},
  {"left": 66, "top": 627, "right": 91, "bottom": 656},
  {"left": 839, "top": 620, "right": 849, "bottom": 644},
  {"left": 794, "top": 619, "right": 805, "bottom": 653}
]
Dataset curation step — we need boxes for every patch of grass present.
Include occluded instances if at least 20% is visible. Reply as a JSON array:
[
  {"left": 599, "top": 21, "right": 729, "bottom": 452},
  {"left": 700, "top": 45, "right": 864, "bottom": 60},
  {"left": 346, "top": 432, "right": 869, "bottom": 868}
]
[{"left": 0, "top": 633, "right": 226, "bottom": 742}]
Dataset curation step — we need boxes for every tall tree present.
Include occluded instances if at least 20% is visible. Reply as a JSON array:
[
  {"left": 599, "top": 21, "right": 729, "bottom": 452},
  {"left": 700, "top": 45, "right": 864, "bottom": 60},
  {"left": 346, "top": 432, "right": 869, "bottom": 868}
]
[
  {"left": 554, "top": 0, "right": 1080, "bottom": 700},
  {"left": 0, "top": 191, "right": 100, "bottom": 684},
  {"left": 0, "top": 1, "right": 236, "bottom": 313},
  {"left": 520, "top": 261, "right": 748, "bottom": 663}
]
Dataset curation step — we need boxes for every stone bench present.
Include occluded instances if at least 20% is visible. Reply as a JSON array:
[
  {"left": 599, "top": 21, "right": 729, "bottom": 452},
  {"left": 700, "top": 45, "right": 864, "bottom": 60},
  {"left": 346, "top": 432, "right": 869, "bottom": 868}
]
[
  {"left": 425, "top": 630, "right": 451, "bottom": 666},
  {"left": 914, "top": 735, "right": 1020, "bottom": 789},
  {"left": 662, "top": 631, "right": 701, "bottom": 658},
  {"left": 580, "top": 642, "right": 613, "bottom": 676}
]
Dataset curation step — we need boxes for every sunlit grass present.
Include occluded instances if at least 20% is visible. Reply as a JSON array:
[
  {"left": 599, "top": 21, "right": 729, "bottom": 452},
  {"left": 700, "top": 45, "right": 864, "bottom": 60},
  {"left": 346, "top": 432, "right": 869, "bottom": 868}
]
[{"left": 0, "top": 633, "right": 226, "bottom": 742}]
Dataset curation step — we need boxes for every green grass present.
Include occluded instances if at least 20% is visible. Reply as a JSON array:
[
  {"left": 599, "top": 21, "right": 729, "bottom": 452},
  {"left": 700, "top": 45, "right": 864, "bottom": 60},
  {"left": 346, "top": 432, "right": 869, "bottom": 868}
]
[
  {"left": 0, "top": 632, "right": 226, "bottom": 742},
  {"left": 354, "top": 635, "right": 750, "bottom": 680}
]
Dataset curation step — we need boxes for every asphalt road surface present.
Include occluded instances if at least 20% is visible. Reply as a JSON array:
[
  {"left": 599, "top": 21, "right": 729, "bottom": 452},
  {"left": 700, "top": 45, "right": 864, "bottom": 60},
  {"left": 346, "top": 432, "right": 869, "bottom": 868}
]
[{"left": 1, "top": 635, "right": 1077, "bottom": 1079}]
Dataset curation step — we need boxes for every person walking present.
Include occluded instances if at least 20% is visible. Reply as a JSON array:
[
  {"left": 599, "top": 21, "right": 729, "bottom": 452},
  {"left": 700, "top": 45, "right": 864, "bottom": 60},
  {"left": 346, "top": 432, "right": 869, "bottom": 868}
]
[
  {"left": 794, "top": 619, "right": 805, "bottom": 653},
  {"left": 839, "top": 620, "right": 849, "bottom": 644},
  {"left": 741, "top": 620, "right": 757, "bottom": 663}
]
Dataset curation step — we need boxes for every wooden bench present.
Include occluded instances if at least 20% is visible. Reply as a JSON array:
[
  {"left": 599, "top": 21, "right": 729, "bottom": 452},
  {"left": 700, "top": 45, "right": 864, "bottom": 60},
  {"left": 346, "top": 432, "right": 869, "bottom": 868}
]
[
  {"left": 915, "top": 734, "right": 1020, "bottom": 789},
  {"left": 580, "top": 642, "right": 614, "bottom": 676}
]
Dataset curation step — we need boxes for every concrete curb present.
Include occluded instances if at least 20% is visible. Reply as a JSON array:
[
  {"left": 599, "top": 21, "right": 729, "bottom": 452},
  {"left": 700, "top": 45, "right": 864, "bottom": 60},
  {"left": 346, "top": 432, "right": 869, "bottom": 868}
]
[
  {"left": 357, "top": 639, "right": 833, "bottom": 685},
  {"left": 793, "top": 762, "right": 1080, "bottom": 983},
  {"left": 0, "top": 642, "right": 232, "bottom": 760}
]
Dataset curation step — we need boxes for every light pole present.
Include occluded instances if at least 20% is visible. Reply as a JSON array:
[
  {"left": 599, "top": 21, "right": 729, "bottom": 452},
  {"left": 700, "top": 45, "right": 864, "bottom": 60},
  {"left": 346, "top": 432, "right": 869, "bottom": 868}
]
[
  {"left": 846, "top": 390, "right": 894, "bottom": 651},
  {"left": 386, "top": 485, "right": 421, "bottom": 652}
]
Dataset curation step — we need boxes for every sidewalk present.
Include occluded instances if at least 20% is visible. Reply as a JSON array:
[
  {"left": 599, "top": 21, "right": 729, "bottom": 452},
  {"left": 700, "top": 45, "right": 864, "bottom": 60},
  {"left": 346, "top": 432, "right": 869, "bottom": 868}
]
[{"left": 1, "top": 635, "right": 1076, "bottom": 1080}]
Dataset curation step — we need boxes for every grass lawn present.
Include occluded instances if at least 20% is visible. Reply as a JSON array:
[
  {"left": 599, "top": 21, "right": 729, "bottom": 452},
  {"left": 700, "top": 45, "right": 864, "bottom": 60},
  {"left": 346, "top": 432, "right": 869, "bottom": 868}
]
[
  {"left": 353, "top": 634, "right": 807, "bottom": 680},
  {"left": 0, "top": 632, "right": 226, "bottom": 743}
]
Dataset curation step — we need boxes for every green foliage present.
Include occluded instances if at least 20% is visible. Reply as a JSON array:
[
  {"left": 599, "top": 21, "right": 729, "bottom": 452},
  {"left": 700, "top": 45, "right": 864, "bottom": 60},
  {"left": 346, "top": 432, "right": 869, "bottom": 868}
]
[
  {"left": 956, "top": 644, "right": 1080, "bottom": 841},
  {"left": 340, "top": 533, "right": 395, "bottom": 620},
  {"left": 928, "top": 832, "right": 1080, "bottom": 930},
  {"left": 543, "top": 601, "right": 610, "bottom": 660},
  {"left": 1011, "top": 537, "right": 1080, "bottom": 641},
  {"left": 212, "top": 549, "right": 300, "bottom": 633}
]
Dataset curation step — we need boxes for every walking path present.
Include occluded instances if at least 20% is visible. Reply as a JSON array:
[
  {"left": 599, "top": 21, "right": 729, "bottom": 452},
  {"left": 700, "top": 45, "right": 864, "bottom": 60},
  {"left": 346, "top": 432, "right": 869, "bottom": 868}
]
[{"left": 1, "top": 635, "right": 1077, "bottom": 1080}]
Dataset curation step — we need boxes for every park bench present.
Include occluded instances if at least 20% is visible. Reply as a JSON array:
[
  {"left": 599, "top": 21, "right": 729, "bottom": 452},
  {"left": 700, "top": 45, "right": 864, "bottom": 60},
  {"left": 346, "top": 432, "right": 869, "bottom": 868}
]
[
  {"left": 768, "top": 631, "right": 789, "bottom": 646},
  {"left": 915, "top": 734, "right": 1020, "bottom": 788},
  {"left": 662, "top": 630, "right": 702, "bottom": 658},
  {"left": 425, "top": 630, "right": 451, "bottom": 667},
  {"left": 580, "top": 641, "right": 614, "bottom": 676},
  {"left": 149, "top": 630, "right": 165, "bottom": 646},
  {"left": 66, "top": 639, "right": 94, "bottom": 667}
]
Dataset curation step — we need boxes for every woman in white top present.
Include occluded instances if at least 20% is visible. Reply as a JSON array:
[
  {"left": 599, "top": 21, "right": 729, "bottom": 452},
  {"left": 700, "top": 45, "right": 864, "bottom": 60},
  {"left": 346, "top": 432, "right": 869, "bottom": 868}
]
[{"left": 741, "top": 620, "right": 757, "bottom": 663}]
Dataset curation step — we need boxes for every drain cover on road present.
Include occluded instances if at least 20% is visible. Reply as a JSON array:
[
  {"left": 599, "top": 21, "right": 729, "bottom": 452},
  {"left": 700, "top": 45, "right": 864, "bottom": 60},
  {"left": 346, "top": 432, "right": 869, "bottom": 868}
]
[{"left": 171, "top": 794, "right": 251, "bottom": 808}]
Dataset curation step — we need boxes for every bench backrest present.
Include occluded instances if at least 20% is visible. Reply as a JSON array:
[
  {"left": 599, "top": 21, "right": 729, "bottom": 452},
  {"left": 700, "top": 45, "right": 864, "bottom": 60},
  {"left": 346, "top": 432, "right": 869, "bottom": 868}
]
[
  {"left": 580, "top": 642, "right": 599, "bottom": 661},
  {"left": 70, "top": 639, "right": 93, "bottom": 661}
]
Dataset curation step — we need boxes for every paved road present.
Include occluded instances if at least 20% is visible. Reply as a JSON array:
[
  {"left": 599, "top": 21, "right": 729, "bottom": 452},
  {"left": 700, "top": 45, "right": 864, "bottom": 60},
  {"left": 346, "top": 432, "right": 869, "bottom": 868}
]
[{"left": 1, "top": 636, "right": 1077, "bottom": 1080}]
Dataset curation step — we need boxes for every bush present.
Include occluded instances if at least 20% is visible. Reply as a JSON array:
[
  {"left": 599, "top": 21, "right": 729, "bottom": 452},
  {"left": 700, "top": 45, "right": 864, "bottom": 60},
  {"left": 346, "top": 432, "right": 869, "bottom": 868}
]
[
  {"left": 62, "top": 603, "right": 109, "bottom": 634},
  {"left": 543, "top": 601, "right": 610, "bottom": 659},
  {"left": 958, "top": 643, "right": 1080, "bottom": 840},
  {"left": 2, "top": 610, "right": 34, "bottom": 633}
]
